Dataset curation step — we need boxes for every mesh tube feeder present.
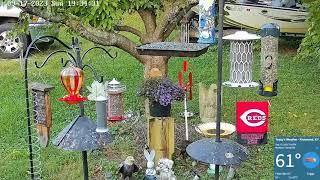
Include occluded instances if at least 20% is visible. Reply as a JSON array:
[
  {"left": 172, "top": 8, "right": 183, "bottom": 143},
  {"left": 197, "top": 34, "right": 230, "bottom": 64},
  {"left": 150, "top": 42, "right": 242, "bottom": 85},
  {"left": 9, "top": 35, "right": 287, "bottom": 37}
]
[
  {"left": 259, "top": 23, "right": 280, "bottom": 97},
  {"left": 106, "top": 78, "right": 126, "bottom": 122},
  {"left": 223, "top": 31, "right": 261, "bottom": 88}
]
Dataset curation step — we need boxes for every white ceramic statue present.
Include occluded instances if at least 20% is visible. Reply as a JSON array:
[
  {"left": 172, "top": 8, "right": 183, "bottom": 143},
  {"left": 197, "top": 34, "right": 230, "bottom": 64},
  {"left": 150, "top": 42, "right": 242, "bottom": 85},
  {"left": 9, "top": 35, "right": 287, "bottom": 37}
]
[
  {"left": 156, "top": 158, "right": 176, "bottom": 180},
  {"left": 143, "top": 149, "right": 156, "bottom": 180}
]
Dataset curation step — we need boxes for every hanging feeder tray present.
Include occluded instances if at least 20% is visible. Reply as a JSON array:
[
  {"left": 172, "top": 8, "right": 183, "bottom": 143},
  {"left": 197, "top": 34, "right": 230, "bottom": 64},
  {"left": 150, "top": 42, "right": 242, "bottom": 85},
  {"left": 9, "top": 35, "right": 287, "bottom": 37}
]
[
  {"left": 186, "top": 138, "right": 249, "bottom": 166},
  {"left": 53, "top": 116, "right": 113, "bottom": 151},
  {"left": 136, "top": 42, "right": 210, "bottom": 57}
]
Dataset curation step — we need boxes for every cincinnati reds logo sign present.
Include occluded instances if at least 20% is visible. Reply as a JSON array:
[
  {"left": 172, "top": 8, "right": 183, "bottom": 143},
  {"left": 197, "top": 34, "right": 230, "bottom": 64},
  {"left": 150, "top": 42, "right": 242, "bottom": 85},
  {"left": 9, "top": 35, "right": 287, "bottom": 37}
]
[
  {"left": 240, "top": 109, "right": 266, "bottom": 127},
  {"left": 236, "top": 102, "right": 269, "bottom": 134}
]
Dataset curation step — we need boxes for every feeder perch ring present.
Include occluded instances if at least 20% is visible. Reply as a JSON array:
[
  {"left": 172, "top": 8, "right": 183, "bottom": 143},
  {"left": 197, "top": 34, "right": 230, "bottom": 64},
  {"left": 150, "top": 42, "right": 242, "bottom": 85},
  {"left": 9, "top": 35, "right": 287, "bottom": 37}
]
[{"left": 223, "top": 81, "right": 259, "bottom": 88}]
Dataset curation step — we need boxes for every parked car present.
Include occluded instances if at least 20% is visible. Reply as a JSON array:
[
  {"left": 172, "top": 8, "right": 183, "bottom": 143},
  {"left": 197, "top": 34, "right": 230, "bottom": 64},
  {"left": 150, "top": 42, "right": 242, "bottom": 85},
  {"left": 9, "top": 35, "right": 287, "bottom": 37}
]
[{"left": 0, "top": 5, "right": 59, "bottom": 59}]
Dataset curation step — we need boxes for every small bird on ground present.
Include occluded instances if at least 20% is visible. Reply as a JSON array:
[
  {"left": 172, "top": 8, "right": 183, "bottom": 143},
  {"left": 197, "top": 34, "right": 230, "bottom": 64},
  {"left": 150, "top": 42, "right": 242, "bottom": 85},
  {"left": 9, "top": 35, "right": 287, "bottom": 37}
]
[{"left": 119, "top": 156, "right": 139, "bottom": 180}]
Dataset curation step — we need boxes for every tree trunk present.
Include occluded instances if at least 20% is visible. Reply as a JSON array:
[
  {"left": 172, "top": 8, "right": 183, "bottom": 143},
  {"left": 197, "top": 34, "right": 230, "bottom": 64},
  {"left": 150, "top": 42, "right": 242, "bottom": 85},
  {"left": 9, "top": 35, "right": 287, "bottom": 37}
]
[
  {"left": 143, "top": 56, "right": 169, "bottom": 78},
  {"left": 141, "top": 56, "right": 169, "bottom": 117}
]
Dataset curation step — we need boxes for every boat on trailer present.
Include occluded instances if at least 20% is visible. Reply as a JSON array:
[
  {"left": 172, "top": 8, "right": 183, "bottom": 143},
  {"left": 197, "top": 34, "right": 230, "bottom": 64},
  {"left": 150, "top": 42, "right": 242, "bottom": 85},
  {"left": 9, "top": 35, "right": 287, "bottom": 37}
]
[
  {"left": 224, "top": 0, "right": 308, "bottom": 36},
  {"left": 192, "top": 0, "right": 308, "bottom": 37}
]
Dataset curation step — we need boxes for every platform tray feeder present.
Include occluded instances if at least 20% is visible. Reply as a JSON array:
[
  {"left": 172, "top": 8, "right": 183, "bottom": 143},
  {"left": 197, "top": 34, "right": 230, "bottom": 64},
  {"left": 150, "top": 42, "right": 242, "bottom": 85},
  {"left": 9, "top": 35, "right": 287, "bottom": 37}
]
[
  {"left": 186, "top": 138, "right": 248, "bottom": 165},
  {"left": 53, "top": 116, "right": 113, "bottom": 150},
  {"left": 136, "top": 42, "right": 209, "bottom": 57}
]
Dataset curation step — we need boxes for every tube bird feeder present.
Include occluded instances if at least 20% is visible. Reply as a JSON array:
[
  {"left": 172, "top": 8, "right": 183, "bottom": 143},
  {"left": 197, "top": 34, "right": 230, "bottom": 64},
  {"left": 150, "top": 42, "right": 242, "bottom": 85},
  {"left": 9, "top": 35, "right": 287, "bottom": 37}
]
[
  {"left": 223, "top": 31, "right": 260, "bottom": 88},
  {"left": 198, "top": 0, "right": 216, "bottom": 44},
  {"left": 259, "top": 23, "right": 280, "bottom": 97},
  {"left": 106, "top": 78, "right": 126, "bottom": 121}
]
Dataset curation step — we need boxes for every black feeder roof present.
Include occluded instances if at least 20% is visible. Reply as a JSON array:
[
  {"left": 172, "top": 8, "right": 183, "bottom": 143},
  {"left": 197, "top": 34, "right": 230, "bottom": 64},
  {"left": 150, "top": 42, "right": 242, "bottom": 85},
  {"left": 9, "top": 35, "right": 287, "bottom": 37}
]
[
  {"left": 53, "top": 116, "right": 113, "bottom": 151},
  {"left": 136, "top": 42, "right": 209, "bottom": 57},
  {"left": 186, "top": 138, "right": 249, "bottom": 166}
]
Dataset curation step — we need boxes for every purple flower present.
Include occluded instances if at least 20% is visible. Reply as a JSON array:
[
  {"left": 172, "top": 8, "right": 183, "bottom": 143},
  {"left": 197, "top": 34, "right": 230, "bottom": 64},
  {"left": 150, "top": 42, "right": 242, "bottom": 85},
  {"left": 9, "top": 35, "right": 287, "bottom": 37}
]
[{"left": 137, "top": 78, "right": 185, "bottom": 106}]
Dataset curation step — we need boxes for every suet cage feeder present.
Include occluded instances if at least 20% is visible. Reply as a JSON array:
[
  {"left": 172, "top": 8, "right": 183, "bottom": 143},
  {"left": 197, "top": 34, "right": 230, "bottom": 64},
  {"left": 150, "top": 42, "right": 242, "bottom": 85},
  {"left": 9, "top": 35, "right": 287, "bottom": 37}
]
[
  {"left": 30, "top": 82, "right": 54, "bottom": 147},
  {"left": 259, "top": 23, "right": 280, "bottom": 97},
  {"left": 223, "top": 31, "right": 261, "bottom": 88},
  {"left": 106, "top": 78, "right": 126, "bottom": 121}
]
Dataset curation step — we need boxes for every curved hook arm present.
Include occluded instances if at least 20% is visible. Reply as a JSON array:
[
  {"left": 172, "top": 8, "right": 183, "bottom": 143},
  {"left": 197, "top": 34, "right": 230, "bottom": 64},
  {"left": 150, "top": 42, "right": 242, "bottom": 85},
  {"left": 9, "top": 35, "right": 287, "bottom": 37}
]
[
  {"left": 61, "top": 58, "right": 74, "bottom": 67},
  {"left": 24, "top": 36, "right": 72, "bottom": 60},
  {"left": 81, "top": 46, "right": 118, "bottom": 61},
  {"left": 35, "top": 50, "right": 76, "bottom": 69},
  {"left": 22, "top": 35, "right": 72, "bottom": 179},
  {"left": 82, "top": 64, "right": 104, "bottom": 83}
]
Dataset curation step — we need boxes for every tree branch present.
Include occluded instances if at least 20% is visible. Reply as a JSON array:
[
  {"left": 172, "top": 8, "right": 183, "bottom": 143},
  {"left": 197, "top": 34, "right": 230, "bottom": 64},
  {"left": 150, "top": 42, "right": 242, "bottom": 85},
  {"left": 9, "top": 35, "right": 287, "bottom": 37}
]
[
  {"left": 138, "top": 9, "right": 157, "bottom": 35},
  {"left": 20, "top": 4, "right": 146, "bottom": 64},
  {"left": 154, "top": 1, "right": 197, "bottom": 41},
  {"left": 114, "top": 25, "right": 143, "bottom": 38}
]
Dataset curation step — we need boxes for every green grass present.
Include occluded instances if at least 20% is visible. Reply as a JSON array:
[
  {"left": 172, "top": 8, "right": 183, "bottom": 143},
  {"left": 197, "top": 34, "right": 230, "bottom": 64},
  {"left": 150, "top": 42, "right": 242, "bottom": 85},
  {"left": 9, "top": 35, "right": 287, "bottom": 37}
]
[{"left": 1, "top": 14, "right": 320, "bottom": 179}]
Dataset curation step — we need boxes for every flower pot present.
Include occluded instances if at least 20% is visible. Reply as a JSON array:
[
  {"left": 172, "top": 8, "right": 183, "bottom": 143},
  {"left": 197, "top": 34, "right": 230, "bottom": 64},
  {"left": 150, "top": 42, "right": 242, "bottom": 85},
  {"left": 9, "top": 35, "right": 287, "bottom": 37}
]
[{"left": 150, "top": 101, "right": 171, "bottom": 117}]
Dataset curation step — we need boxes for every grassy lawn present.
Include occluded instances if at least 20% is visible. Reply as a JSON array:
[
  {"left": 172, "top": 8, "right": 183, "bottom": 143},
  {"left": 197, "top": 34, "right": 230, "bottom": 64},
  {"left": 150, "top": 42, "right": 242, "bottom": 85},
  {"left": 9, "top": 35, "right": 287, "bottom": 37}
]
[{"left": 1, "top": 15, "right": 320, "bottom": 179}]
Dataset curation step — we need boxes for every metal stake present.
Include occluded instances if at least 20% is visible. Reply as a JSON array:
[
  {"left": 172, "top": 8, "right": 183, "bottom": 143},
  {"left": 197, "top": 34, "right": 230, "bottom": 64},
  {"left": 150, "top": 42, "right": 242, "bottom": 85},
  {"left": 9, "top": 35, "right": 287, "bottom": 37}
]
[
  {"left": 25, "top": 73, "right": 34, "bottom": 179},
  {"left": 82, "top": 151, "right": 89, "bottom": 180},
  {"left": 215, "top": 0, "right": 226, "bottom": 179},
  {"left": 184, "top": 93, "right": 189, "bottom": 141}
]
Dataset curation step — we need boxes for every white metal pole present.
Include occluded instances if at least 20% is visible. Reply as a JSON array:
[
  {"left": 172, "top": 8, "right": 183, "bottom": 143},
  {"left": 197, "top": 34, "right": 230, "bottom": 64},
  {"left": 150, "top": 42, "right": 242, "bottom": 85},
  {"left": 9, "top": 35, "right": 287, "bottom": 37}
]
[{"left": 184, "top": 93, "right": 189, "bottom": 141}]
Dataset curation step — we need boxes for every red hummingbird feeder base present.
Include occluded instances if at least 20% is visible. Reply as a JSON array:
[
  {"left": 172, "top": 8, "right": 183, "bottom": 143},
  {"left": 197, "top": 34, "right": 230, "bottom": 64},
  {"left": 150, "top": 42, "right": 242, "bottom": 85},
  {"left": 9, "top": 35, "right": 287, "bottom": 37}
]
[{"left": 58, "top": 95, "right": 87, "bottom": 105}]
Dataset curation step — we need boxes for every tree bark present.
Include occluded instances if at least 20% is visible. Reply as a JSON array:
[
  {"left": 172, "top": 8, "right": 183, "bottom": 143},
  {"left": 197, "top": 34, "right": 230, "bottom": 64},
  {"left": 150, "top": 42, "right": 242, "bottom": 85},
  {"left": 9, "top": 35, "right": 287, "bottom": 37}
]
[{"left": 142, "top": 56, "right": 169, "bottom": 78}]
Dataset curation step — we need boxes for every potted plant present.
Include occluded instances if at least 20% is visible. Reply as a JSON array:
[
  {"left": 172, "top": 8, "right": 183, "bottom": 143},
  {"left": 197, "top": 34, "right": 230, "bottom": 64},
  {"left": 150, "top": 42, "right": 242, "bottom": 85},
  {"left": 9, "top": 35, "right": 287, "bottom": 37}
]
[{"left": 138, "top": 78, "right": 185, "bottom": 117}]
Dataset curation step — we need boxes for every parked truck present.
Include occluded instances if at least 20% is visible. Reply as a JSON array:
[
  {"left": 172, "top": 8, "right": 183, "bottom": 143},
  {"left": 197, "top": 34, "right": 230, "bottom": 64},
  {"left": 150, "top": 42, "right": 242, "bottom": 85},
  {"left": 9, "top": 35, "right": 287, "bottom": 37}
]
[{"left": 0, "top": 5, "right": 59, "bottom": 59}]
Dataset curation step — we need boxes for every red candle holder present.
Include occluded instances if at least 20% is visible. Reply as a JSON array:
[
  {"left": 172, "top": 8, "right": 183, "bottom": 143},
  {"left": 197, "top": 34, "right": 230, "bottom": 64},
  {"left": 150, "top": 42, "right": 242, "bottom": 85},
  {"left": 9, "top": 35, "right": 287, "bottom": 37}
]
[{"left": 59, "top": 66, "right": 87, "bottom": 104}]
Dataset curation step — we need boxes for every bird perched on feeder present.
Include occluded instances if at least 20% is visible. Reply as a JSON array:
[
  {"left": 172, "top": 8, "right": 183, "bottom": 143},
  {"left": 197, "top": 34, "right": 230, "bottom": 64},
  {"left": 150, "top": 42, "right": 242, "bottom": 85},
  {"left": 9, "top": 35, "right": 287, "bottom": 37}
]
[{"left": 119, "top": 156, "right": 139, "bottom": 180}]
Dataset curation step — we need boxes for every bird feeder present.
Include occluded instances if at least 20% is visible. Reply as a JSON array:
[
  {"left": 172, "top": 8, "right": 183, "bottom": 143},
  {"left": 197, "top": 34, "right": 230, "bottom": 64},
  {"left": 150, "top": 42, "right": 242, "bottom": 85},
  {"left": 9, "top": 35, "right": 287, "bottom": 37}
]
[
  {"left": 223, "top": 31, "right": 261, "bottom": 88},
  {"left": 87, "top": 81, "right": 109, "bottom": 133},
  {"left": 259, "top": 23, "right": 280, "bottom": 97},
  {"left": 198, "top": 0, "right": 216, "bottom": 44},
  {"left": 106, "top": 78, "right": 126, "bottom": 121},
  {"left": 30, "top": 82, "right": 54, "bottom": 147},
  {"left": 59, "top": 66, "right": 87, "bottom": 104}
]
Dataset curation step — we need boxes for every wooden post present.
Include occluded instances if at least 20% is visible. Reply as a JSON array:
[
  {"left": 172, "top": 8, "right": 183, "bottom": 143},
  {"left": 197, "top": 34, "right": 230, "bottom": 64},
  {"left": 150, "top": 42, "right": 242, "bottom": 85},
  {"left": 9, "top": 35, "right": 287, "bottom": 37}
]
[
  {"left": 199, "top": 83, "right": 217, "bottom": 123},
  {"left": 148, "top": 117, "right": 174, "bottom": 165}
]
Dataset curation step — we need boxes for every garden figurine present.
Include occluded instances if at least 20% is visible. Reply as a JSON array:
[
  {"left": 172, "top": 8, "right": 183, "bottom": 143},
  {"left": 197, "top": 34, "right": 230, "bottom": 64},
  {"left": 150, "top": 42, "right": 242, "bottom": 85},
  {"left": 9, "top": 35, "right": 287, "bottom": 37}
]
[
  {"left": 143, "top": 149, "right": 157, "bottom": 180},
  {"left": 119, "top": 156, "right": 139, "bottom": 180},
  {"left": 156, "top": 158, "right": 176, "bottom": 180}
]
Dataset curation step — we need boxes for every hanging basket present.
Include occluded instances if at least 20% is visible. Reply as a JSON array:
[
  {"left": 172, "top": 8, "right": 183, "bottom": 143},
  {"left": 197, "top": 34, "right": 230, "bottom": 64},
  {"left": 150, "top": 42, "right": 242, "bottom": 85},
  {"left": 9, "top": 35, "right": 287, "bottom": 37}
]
[{"left": 150, "top": 101, "right": 171, "bottom": 117}]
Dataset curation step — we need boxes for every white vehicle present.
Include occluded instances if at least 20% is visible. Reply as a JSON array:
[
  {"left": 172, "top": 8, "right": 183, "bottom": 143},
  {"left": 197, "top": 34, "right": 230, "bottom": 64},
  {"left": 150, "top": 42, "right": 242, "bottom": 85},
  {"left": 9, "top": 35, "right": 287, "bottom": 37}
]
[
  {"left": 0, "top": 5, "right": 59, "bottom": 59},
  {"left": 224, "top": 0, "right": 308, "bottom": 36},
  {"left": 192, "top": 0, "right": 308, "bottom": 37}
]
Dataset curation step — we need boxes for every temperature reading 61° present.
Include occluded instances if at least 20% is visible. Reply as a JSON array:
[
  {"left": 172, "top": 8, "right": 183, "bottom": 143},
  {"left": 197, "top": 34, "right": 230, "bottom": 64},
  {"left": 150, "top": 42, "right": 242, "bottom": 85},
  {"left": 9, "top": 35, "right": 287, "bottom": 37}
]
[{"left": 276, "top": 153, "right": 301, "bottom": 168}]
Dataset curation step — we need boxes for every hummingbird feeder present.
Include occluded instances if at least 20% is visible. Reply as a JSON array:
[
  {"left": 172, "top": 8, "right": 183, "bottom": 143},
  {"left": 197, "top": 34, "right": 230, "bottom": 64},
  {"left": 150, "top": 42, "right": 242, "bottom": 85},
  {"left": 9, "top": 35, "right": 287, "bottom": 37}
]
[
  {"left": 198, "top": 0, "right": 217, "bottom": 44},
  {"left": 106, "top": 78, "right": 126, "bottom": 121},
  {"left": 259, "top": 23, "right": 280, "bottom": 97},
  {"left": 59, "top": 66, "right": 87, "bottom": 104},
  {"left": 178, "top": 60, "right": 193, "bottom": 141},
  {"left": 30, "top": 82, "right": 54, "bottom": 147},
  {"left": 223, "top": 31, "right": 261, "bottom": 88}
]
